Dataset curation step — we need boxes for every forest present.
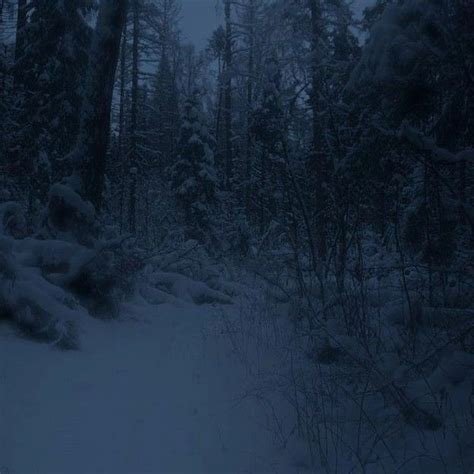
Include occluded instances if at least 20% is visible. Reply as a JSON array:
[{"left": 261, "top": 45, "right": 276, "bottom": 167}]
[{"left": 0, "top": 0, "right": 473, "bottom": 473}]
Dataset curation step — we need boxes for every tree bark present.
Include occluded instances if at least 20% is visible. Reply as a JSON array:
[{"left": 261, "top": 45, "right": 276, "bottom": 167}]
[
  {"left": 118, "top": 15, "right": 128, "bottom": 233},
  {"left": 13, "top": 0, "right": 27, "bottom": 86},
  {"left": 245, "top": 0, "right": 255, "bottom": 183},
  {"left": 75, "top": 0, "right": 128, "bottom": 211},
  {"left": 128, "top": 0, "right": 139, "bottom": 233},
  {"left": 308, "top": 0, "right": 328, "bottom": 261},
  {"left": 223, "top": 0, "right": 233, "bottom": 190}
]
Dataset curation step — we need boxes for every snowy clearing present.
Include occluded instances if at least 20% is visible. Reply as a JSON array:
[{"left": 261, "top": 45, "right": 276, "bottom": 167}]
[{"left": 0, "top": 301, "right": 303, "bottom": 474}]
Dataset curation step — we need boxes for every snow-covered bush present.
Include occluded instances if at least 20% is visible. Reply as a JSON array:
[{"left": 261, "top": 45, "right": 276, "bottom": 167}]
[
  {"left": 0, "top": 182, "right": 145, "bottom": 348},
  {"left": 135, "top": 238, "right": 235, "bottom": 307},
  {"left": 230, "top": 230, "right": 474, "bottom": 473},
  {"left": 38, "top": 178, "right": 98, "bottom": 246},
  {"left": 0, "top": 203, "right": 83, "bottom": 349}
]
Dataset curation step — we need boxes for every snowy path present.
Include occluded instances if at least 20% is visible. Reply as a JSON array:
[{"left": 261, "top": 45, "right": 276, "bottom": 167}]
[{"left": 0, "top": 302, "right": 297, "bottom": 474}]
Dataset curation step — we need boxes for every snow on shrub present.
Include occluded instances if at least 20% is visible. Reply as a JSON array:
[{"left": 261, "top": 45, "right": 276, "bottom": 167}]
[
  {"left": 0, "top": 226, "right": 83, "bottom": 350},
  {"left": 0, "top": 187, "right": 143, "bottom": 348}
]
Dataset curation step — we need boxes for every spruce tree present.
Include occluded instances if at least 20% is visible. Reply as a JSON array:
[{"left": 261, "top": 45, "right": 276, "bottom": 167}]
[
  {"left": 171, "top": 91, "right": 218, "bottom": 243},
  {"left": 252, "top": 56, "right": 285, "bottom": 231},
  {"left": 11, "top": 0, "right": 92, "bottom": 207}
]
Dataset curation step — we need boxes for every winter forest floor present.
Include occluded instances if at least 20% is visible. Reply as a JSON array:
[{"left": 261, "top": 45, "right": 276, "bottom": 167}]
[
  {"left": 0, "top": 298, "right": 304, "bottom": 474},
  {"left": 1, "top": 0, "right": 474, "bottom": 472}
]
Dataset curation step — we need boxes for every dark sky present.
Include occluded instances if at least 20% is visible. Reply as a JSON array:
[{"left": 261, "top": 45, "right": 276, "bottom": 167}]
[
  {"left": 180, "top": 0, "right": 220, "bottom": 49},
  {"left": 180, "top": 0, "right": 374, "bottom": 50}
]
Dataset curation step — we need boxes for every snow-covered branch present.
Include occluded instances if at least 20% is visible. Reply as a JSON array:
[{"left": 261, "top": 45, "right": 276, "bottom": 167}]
[{"left": 400, "top": 122, "right": 474, "bottom": 164}]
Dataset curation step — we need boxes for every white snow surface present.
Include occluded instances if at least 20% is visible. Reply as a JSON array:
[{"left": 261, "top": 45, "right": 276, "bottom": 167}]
[{"left": 0, "top": 300, "right": 302, "bottom": 474}]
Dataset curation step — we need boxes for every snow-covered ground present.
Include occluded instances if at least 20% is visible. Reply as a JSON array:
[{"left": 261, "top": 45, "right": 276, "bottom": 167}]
[{"left": 0, "top": 300, "right": 302, "bottom": 474}]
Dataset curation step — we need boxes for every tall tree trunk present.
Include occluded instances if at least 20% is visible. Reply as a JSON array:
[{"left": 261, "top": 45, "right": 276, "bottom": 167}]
[
  {"left": 308, "top": 0, "right": 328, "bottom": 261},
  {"left": 13, "top": 0, "right": 27, "bottom": 86},
  {"left": 223, "top": 0, "right": 233, "bottom": 190},
  {"left": 76, "top": 0, "right": 128, "bottom": 210},
  {"left": 0, "top": 1, "right": 3, "bottom": 79},
  {"left": 245, "top": 0, "right": 255, "bottom": 183},
  {"left": 215, "top": 58, "right": 223, "bottom": 165},
  {"left": 128, "top": 0, "right": 139, "bottom": 233},
  {"left": 118, "top": 16, "right": 128, "bottom": 233}
]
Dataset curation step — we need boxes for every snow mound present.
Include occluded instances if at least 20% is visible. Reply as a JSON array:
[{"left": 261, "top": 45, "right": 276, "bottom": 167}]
[{"left": 140, "top": 268, "right": 232, "bottom": 306}]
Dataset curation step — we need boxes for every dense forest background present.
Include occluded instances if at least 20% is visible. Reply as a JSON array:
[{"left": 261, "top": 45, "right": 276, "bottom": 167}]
[{"left": 0, "top": 0, "right": 473, "bottom": 472}]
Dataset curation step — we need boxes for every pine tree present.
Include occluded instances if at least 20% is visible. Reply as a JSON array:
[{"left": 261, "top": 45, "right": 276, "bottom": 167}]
[
  {"left": 11, "top": 0, "right": 92, "bottom": 208},
  {"left": 252, "top": 56, "right": 285, "bottom": 231},
  {"left": 150, "top": 0, "right": 181, "bottom": 173},
  {"left": 171, "top": 91, "right": 218, "bottom": 243},
  {"left": 153, "top": 52, "right": 178, "bottom": 169},
  {"left": 223, "top": 0, "right": 233, "bottom": 190}
]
